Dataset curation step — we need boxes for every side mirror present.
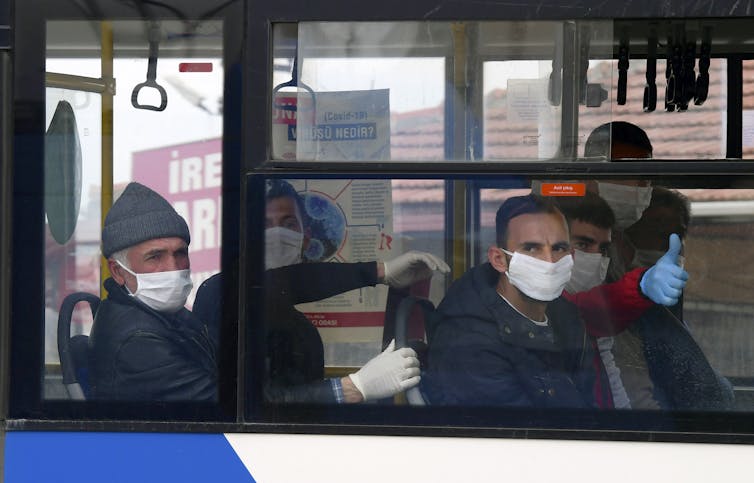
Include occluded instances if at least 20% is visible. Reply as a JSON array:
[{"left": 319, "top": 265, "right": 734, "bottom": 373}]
[{"left": 45, "top": 100, "right": 82, "bottom": 244}]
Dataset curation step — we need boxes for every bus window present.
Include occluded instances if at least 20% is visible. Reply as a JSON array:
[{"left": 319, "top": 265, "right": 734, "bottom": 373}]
[
  {"left": 580, "top": 58, "right": 727, "bottom": 159},
  {"left": 476, "top": 178, "right": 754, "bottom": 413},
  {"left": 482, "top": 21, "right": 614, "bottom": 160},
  {"left": 254, "top": 174, "right": 754, "bottom": 422},
  {"left": 742, "top": 60, "right": 754, "bottom": 159},
  {"left": 44, "top": 19, "right": 225, "bottom": 402},
  {"left": 272, "top": 20, "right": 618, "bottom": 163},
  {"left": 483, "top": 59, "right": 564, "bottom": 160},
  {"left": 255, "top": 177, "right": 447, "bottom": 404},
  {"left": 271, "top": 23, "right": 449, "bottom": 162}
]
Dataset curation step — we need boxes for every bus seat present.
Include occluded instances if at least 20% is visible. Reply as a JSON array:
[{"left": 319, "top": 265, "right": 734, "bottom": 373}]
[
  {"left": 393, "top": 294, "right": 437, "bottom": 406},
  {"left": 383, "top": 279, "right": 433, "bottom": 359},
  {"left": 57, "top": 292, "right": 99, "bottom": 400}
]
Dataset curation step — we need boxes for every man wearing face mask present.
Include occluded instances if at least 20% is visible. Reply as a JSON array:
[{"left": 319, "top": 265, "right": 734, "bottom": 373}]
[
  {"left": 556, "top": 192, "right": 658, "bottom": 408},
  {"left": 583, "top": 123, "right": 662, "bottom": 407},
  {"left": 558, "top": 192, "right": 637, "bottom": 408},
  {"left": 422, "top": 194, "right": 598, "bottom": 407},
  {"left": 195, "top": 179, "right": 449, "bottom": 403},
  {"left": 584, "top": 123, "right": 733, "bottom": 409},
  {"left": 89, "top": 182, "right": 216, "bottom": 401},
  {"left": 583, "top": 121, "right": 655, "bottom": 282}
]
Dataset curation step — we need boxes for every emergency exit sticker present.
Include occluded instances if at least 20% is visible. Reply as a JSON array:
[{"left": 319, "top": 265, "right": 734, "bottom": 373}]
[{"left": 540, "top": 183, "right": 586, "bottom": 196}]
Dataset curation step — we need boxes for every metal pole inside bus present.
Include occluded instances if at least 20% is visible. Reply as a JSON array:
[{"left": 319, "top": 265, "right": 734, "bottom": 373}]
[{"left": 100, "top": 21, "right": 113, "bottom": 295}]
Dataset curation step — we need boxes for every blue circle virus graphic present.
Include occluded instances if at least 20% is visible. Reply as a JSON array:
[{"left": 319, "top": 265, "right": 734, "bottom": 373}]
[{"left": 302, "top": 192, "right": 346, "bottom": 262}]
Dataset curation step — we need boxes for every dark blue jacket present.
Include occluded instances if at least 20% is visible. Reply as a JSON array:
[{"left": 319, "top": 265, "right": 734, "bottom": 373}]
[
  {"left": 423, "top": 263, "right": 597, "bottom": 408},
  {"left": 89, "top": 278, "right": 217, "bottom": 401}
]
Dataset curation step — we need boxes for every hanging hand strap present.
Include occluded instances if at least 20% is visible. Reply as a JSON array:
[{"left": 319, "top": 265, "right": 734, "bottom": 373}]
[{"left": 131, "top": 21, "right": 168, "bottom": 111}]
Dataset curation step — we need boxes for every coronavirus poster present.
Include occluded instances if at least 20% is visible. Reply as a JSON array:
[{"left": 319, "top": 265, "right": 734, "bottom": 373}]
[
  {"left": 286, "top": 179, "right": 396, "bottom": 366},
  {"left": 271, "top": 88, "right": 394, "bottom": 364},
  {"left": 272, "top": 89, "right": 390, "bottom": 161}
]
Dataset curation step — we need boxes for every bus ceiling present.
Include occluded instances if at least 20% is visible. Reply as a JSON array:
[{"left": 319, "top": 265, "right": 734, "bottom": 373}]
[
  {"left": 44, "top": 19, "right": 222, "bottom": 59},
  {"left": 270, "top": 19, "right": 754, "bottom": 58}
]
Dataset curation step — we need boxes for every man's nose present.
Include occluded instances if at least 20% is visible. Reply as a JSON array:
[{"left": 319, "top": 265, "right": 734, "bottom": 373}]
[
  {"left": 163, "top": 256, "right": 179, "bottom": 271},
  {"left": 540, "top": 247, "right": 556, "bottom": 262},
  {"left": 164, "top": 254, "right": 189, "bottom": 271}
]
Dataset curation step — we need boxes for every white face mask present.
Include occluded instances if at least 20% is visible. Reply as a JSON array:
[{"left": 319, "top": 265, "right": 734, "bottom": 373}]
[
  {"left": 565, "top": 249, "right": 610, "bottom": 293},
  {"left": 501, "top": 249, "right": 574, "bottom": 301},
  {"left": 117, "top": 261, "right": 193, "bottom": 313},
  {"left": 265, "top": 226, "right": 303, "bottom": 270},
  {"left": 598, "top": 182, "right": 652, "bottom": 229}
]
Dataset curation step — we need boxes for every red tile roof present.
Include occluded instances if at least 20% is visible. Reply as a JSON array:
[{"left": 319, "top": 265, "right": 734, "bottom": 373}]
[{"left": 390, "top": 58, "right": 754, "bottom": 204}]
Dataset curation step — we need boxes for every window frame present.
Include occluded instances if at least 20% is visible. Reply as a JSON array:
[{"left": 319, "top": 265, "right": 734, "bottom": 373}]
[
  {"left": 9, "top": 0, "right": 243, "bottom": 422},
  {"left": 9, "top": 0, "right": 754, "bottom": 446}
]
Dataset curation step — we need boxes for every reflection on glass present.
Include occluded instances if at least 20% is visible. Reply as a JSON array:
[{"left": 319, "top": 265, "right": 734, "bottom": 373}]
[
  {"left": 44, "top": 19, "right": 224, "bottom": 402},
  {"left": 472, "top": 180, "right": 754, "bottom": 411},
  {"left": 274, "top": 20, "right": 617, "bottom": 162},
  {"left": 741, "top": 60, "right": 754, "bottom": 159},
  {"left": 271, "top": 56, "right": 445, "bottom": 161},
  {"left": 44, "top": 84, "right": 102, "bottom": 369},
  {"left": 260, "top": 178, "right": 447, "bottom": 403},
  {"left": 483, "top": 60, "right": 563, "bottom": 160},
  {"left": 261, "top": 175, "right": 754, "bottom": 413},
  {"left": 581, "top": 59, "right": 727, "bottom": 159}
]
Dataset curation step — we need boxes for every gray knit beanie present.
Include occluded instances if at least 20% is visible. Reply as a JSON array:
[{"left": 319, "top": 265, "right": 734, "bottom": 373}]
[{"left": 102, "top": 182, "right": 190, "bottom": 258}]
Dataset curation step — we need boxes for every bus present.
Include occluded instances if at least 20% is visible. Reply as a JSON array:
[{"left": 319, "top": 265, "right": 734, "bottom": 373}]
[{"left": 4, "top": 0, "right": 754, "bottom": 481}]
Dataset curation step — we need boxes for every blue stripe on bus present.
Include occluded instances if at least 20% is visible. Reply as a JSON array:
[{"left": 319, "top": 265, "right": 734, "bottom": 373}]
[{"left": 3, "top": 432, "right": 256, "bottom": 483}]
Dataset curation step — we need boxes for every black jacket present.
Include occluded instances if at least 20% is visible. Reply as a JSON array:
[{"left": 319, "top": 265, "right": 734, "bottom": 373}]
[
  {"left": 89, "top": 278, "right": 217, "bottom": 401},
  {"left": 194, "top": 262, "right": 379, "bottom": 404},
  {"left": 423, "top": 263, "right": 597, "bottom": 408}
]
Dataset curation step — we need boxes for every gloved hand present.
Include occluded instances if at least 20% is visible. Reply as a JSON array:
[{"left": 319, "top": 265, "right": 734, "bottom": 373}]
[
  {"left": 348, "top": 340, "right": 420, "bottom": 401},
  {"left": 639, "top": 233, "right": 689, "bottom": 306},
  {"left": 383, "top": 251, "right": 450, "bottom": 288}
]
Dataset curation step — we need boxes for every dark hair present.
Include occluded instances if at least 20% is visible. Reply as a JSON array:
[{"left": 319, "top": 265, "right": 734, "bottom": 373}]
[
  {"left": 495, "top": 194, "right": 563, "bottom": 248},
  {"left": 265, "top": 179, "right": 308, "bottom": 227},
  {"left": 648, "top": 187, "right": 691, "bottom": 237},
  {"left": 554, "top": 191, "right": 615, "bottom": 230},
  {"left": 584, "top": 121, "right": 653, "bottom": 158}
]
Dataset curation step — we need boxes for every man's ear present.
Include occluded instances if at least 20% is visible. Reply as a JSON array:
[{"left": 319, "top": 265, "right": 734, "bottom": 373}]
[
  {"left": 488, "top": 245, "right": 508, "bottom": 274},
  {"left": 108, "top": 259, "right": 126, "bottom": 286}
]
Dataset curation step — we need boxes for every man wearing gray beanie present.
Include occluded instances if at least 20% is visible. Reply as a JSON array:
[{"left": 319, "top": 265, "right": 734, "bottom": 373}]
[{"left": 88, "top": 182, "right": 216, "bottom": 401}]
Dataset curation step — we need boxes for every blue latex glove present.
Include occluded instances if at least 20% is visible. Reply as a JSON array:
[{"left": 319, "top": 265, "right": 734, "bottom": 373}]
[{"left": 639, "top": 234, "right": 689, "bottom": 306}]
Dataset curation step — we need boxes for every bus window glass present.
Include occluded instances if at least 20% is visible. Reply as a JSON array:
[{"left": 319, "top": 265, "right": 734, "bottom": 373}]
[
  {"left": 259, "top": 177, "right": 447, "bottom": 404},
  {"left": 273, "top": 20, "right": 612, "bottom": 162},
  {"left": 44, "top": 19, "right": 224, "bottom": 402},
  {"left": 475, "top": 179, "right": 753, "bottom": 413},
  {"left": 272, "top": 22, "right": 449, "bottom": 162},
  {"left": 482, "top": 60, "right": 563, "bottom": 160},
  {"left": 258, "top": 174, "right": 754, "bottom": 419},
  {"left": 482, "top": 21, "right": 613, "bottom": 161},
  {"left": 742, "top": 60, "right": 754, "bottom": 159},
  {"left": 580, "top": 59, "right": 727, "bottom": 159}
]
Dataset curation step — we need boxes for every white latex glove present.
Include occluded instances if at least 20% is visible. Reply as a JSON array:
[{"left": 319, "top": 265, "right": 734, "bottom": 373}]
[
  {"left": 383, "top": 251, "right": 450, "bottom": 289},
  {"left": 348, "top": 340, "right": 421, "bottom": 401}
]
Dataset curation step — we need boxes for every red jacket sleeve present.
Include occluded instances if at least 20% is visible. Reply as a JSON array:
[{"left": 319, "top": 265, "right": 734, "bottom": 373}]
[{"left": 563, "top": 267, "right": 652, "bottom": 337}]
